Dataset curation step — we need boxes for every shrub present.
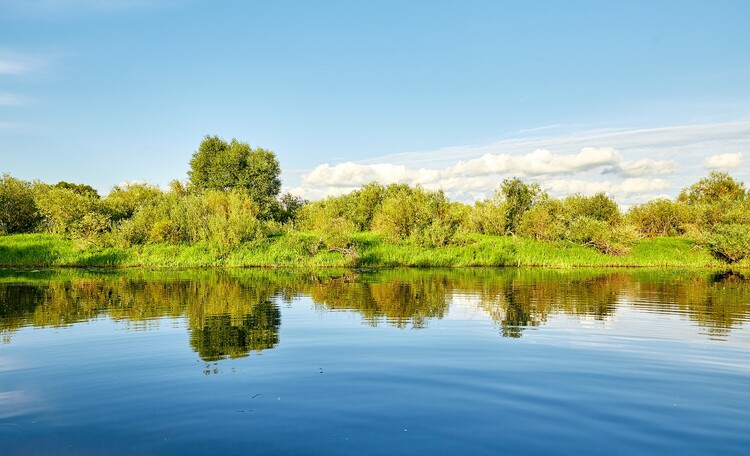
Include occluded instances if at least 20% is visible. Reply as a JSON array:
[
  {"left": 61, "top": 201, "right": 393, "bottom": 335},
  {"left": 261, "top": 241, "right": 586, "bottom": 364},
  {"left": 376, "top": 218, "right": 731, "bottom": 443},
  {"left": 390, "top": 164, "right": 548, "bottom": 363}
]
[
  {"left": 627, "top": 198, "right": 690, "bottom": 237},
  {"left": 110, "top": 189, "right": 264, "bottom": 250},
  {"left": 465, "top": 199, "right": 506, "bottom": 235},
  {"left": 678, "top": 171, "right": 746, "bottom": 204},
  {"left": 518, "top": 199, "right": 565, "bottom": 241},
  {"left": 563, "top": 193, "right": 621, "bottom": 225},
  {"left": 34, "top": 185, "right": 103, "bottom": 236},
  {"left": 708, "top": 224, "right": 750, "bottom": 263},
  {"left": 565, "top": 216, "right": 631, "bottom": 255},
  {"left": 103, "top": 183, "right": 164, "bottom": 222},
  {"left": 499, "top": 178, "right": 545, "bottom": 234},
  {"left": 0, "top": 174, "right": 39, "bottom": 234}
]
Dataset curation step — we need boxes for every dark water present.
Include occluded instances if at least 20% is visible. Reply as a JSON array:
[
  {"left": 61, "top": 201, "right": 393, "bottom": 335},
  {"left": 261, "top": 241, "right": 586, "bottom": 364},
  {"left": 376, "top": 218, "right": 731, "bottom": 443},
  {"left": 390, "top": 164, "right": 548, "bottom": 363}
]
[{"left": 1, "top": 268, "right": 749, "bottom": 455}]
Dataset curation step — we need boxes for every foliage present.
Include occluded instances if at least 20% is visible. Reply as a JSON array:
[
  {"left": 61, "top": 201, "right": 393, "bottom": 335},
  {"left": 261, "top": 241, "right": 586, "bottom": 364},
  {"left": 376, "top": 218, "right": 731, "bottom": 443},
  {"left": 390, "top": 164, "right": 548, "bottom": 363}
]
[
  {"left": 465, "top": 197, "right": 506, "bottom": 235},
  {"left": 563, "top": 193, "right": 621, "bottom": 225},
  {"left": 708, "top": 224, "right": 750, "bottom": 263},
  {"left": 627, "top": 198, "right": 690, "bottom": 237},
  {"left": 0, "top": 174, "right": 39, "bottom": 234},
  {"left": 678, "top": 171, "right": 746, "bottom": 204},
  {"left": 273, "top": 192, "right": 307, "bottom": 225},
  {"left": 111, "top": 189, "right": 264, "bottom": 252},
  {"left": 371, "top": 185, "right": 462, "bottom": 246},
  {"left": 103, "top": 182, "right": 164, "bottom": 222},
  {"left": 188, "top": 135, "right": 281, "bottom": 214},
  {"left": 54, "top": 181, "right": 100, "bottom": 199},
  {"left": 518, "top": 198, "right": 565, "bottom": 241},
  {"left": 34, "top": 184, "right": 105, "bottom": 236},
  {"left": 499, "top": 178, "right": 545, "bottom": 234}
]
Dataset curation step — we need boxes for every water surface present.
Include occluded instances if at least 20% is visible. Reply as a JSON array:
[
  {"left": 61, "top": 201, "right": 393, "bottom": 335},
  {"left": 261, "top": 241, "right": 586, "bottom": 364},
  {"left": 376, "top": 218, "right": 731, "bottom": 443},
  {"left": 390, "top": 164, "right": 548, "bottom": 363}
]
[{"left": 1, "top": 268, "right": 749, "bottom": 455}]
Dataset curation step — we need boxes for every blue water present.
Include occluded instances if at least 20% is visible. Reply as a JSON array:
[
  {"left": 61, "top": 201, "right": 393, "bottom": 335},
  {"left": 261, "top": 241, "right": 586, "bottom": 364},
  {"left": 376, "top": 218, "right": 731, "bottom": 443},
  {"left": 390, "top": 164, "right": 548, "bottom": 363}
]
[{"left": 1, "top": 269, "right": 749, "bottom": 455}]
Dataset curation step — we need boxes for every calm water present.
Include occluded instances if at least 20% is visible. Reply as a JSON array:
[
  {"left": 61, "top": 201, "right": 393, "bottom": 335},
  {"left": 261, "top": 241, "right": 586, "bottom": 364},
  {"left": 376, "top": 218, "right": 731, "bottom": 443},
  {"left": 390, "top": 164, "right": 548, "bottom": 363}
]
[{"left": 1, "top": 268, "right": 749, "bottom": 455}]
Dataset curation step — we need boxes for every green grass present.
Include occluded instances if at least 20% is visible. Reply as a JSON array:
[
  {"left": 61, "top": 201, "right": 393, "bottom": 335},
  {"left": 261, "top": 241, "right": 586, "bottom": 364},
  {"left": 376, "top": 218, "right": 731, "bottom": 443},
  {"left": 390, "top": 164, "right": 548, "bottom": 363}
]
[{"left": 0, "top": 232, "right": 741, "bottom": 269}]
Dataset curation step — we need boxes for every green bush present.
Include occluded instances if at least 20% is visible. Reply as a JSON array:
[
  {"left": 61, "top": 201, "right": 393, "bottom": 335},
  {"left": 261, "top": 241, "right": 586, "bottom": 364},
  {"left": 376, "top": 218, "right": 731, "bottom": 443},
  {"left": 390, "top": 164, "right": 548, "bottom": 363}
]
[
  {"left": 465, "top": 198, "right": 506, "bottom": 235},
  {"left": 110, "top": 189, "right": 265, "bottom": 250},
  {"left": 34, "top": 184, "right": 104, "bottom": 236},
  {"left": 627, "top": 198, "right": 690, "bottom": 237},
  {"left": 518, "top": 199, "right": 565, "bottom": 241},
  {"left": 0, "top": 174, "right": 39, "bottom": 234},
  {"left": 708, "top": 224, "right": 750, "bottom": 263},
  {"left": 565, "top": 216, "right": 632, "bottom": 255},
  {"left": 103, "top": 183, "right": 164, "bottom": 222},
  {"left": 499, "top": 178, "right": 545, "bottom": 234}
]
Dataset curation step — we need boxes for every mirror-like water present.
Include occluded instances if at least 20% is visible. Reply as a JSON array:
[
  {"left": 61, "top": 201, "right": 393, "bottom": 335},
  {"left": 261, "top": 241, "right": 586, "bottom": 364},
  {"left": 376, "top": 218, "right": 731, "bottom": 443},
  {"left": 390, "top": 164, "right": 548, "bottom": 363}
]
[{"left": 1, "top": 269, "right": 749, "bottom": 455}]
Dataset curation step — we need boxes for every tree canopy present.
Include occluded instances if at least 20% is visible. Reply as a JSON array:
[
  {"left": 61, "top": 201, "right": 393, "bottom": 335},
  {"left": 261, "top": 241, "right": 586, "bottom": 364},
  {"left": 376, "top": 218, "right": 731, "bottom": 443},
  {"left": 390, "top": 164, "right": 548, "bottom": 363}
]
[{"left": 188, "top": 135, "right": 281, "bottom": 210}]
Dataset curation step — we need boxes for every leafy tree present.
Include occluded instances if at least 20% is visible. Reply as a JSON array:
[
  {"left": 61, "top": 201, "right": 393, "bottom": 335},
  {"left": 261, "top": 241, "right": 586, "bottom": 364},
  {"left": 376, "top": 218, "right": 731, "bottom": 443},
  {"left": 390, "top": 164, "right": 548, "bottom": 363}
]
[
  {"left": 564, "top": 193, "right": 621, "bottom": 225},
  {"left": 465, "top": 197, "right": 506, "bottom": 235},
  {"left": 54, "top": 181, "right": 100, "bottom": 199},
  {"left": 103, "top": 182, "right": 163, "bottom": 222},
  {"left": 708, "top": 224, "right": 750, "bottom": 263},
  {"left": 188, "top": 136, "right": 281, "bottom": 213},
  {"left": 678, "top": 171, "right": 746, "bottom": 204},
  {"left": 0, "top": 174, "right": 39, "bottom": 234},
  {"left": 274, "top": 192, "right": 307, "bottom": 225},
  {"left": 518, "top": 198, "right": 565, "bottom": 241},
  {"left": 627, "top": 199, "right": 690, "bottom": 237},
  {"left": 33, "top": 184, "right": 104, "bottom": 236},
  {"left": 499, "top": 178, "right": 544, "bottom": 234}
]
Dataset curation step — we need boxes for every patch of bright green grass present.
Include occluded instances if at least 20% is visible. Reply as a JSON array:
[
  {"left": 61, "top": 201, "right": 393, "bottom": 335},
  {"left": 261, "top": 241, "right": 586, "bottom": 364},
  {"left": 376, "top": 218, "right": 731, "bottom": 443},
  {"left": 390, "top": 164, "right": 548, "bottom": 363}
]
[{"left": 0, "top": 232, "right": 738, "bottom": 269}]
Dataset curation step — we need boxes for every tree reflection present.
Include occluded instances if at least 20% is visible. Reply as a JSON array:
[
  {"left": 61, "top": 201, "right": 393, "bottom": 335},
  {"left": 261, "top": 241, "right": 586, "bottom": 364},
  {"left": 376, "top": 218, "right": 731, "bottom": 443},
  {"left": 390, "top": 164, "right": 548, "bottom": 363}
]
[{"left": 0, "top": 268, "right": 749, "bottom": 352}]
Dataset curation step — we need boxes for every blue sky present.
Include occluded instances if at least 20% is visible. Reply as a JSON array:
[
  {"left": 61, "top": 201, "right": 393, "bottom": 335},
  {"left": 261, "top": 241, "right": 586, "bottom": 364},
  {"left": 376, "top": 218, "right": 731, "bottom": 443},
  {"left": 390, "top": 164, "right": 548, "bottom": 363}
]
[{"left": 1, "top": 0, "right": 749, "bottom": 204}]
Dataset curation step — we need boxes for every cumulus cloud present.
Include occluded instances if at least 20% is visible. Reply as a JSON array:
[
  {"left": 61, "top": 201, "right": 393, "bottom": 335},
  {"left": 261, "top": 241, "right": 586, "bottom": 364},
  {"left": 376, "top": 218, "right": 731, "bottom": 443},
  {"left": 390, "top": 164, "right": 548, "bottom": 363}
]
[
  {"left": 450, "top": 147, "right": 622, "bottom": 177},
  {"left": 703, "top": 153, "right": 743, "bottom": 169},
  {"left": 303, "top": 147, "right": 625, "bottom": 190},
  {"left": 292, "top": 120, "right": 750, "bottom": 206},
  {"left": 616, "top": 159, "right": 678, "bottom": 177},
  {"left": 543, "top": 178, "right": 671, "bottom": 197}
]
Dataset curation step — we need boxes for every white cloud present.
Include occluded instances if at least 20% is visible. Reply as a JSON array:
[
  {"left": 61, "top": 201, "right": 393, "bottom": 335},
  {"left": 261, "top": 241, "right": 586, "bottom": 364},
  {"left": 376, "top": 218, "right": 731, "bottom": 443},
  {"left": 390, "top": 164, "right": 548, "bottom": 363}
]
[
  {"left": 703, "top": 152, "right": 743, "bottom": 169},
  {"left": 544, "top": 178, "right": 671, "bottom": 197},
  {"left": 617, "top": 159, "right": 678, "bottom": 176},
  {"left": 292, "top": 120, "right": 750, "bottom": 206},
  {"left": 450, "top": 147, "right": 622, "bottom": 177}
]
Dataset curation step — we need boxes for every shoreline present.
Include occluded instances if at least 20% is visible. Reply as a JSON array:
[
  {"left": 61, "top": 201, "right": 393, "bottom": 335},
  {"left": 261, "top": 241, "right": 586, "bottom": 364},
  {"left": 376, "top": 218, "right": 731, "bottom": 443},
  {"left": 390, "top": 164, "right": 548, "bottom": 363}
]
[{"left": 0, "top": 233, "right": 746, "bottom": 271}]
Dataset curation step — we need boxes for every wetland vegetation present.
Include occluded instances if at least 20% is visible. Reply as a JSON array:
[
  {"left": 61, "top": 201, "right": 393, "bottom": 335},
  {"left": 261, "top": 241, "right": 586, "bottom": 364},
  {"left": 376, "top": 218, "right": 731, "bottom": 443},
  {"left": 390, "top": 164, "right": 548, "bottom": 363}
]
[{"left": 1, "top": 136, "right": 749, "bottom": 269}]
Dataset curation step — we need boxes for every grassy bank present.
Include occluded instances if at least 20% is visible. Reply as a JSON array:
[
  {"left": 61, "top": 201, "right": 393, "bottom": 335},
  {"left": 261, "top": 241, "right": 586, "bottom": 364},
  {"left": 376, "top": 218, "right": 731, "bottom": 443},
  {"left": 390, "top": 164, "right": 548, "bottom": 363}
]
[{"left": 0, "top": 232, "right": 741, "bottom": 269}]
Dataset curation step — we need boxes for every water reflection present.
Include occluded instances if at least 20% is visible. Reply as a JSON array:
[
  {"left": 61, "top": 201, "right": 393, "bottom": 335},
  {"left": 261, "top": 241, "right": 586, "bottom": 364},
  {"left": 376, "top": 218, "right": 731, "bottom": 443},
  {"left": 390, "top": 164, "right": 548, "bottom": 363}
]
[{"left": 1, "top": 269, "right": 749, "bottom": 357}]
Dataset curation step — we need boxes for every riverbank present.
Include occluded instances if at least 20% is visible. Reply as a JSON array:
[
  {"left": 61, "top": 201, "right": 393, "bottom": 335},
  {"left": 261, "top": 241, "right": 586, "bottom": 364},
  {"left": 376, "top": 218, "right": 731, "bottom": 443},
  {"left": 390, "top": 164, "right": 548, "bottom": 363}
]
[{"left": 0, "top": 232, "right": 742, "bottom": 269}]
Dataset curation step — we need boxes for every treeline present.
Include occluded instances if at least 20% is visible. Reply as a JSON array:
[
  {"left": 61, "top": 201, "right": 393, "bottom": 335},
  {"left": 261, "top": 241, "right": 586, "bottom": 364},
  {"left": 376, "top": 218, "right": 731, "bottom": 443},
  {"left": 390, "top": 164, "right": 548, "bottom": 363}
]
[{"left": 1, "top": 135, "right": 749, "bottom": 263}]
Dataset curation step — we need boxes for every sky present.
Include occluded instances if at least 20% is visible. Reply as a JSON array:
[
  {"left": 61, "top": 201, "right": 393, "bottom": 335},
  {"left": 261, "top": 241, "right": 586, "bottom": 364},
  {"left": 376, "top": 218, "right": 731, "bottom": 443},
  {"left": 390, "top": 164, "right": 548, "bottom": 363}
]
[{"left": 1, "top": 0, "right": 749, "bottom": 206}]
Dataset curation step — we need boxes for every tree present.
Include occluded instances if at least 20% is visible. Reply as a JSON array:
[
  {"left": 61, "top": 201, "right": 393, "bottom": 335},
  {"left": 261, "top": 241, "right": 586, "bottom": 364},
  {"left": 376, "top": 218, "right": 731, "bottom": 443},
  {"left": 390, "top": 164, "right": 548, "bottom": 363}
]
[
  {"left": 188, "top": 136, "right": 281, "bottom": 213},
  {"left": 54, "top": 181, "right": 100, "bottom": 199},
  {"left": 0, "top": 174, "right": 39, "bottom": 234},
  {"left": 678, "top": 171, "right": 746, "bottom": 204},
  {"left": 499, "top": 178, "right": 544, "bottom": 234}
]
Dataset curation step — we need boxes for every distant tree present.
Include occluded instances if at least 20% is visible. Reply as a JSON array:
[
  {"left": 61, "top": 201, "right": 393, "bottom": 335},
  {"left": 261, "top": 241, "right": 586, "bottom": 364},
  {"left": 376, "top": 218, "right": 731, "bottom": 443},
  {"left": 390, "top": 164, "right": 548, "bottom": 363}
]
[
  {"left": 188, "top": 136, "right": 281, "bottom": 213},
  {"left": 499, "top": 178, "right": 544, "bottom": 234},
  {"left": 678, "top": 171, "right": 746, "bottom": 204},
  {"left": 0, "top": 174, "right": 39, "bottom": 234},
  {"left": 103, "top": 183, "right": 164, "bottom": 222},
  {"left": 33, "top": 184, "right": 102, "bottom": 236},
  {"left": 54, "top": 181, "right": 100, "bottom": 199},
  {"left": 563, "top": 193, "right": 621, "bottom": 225},
  {"left": 274, "top": 192, "right": 307, "bottom": 224}
]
